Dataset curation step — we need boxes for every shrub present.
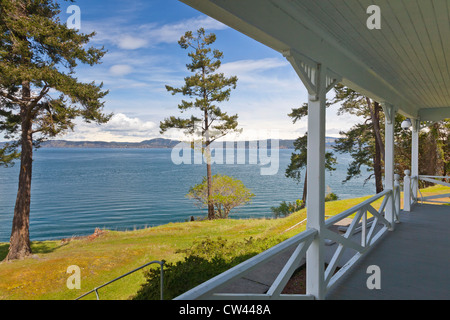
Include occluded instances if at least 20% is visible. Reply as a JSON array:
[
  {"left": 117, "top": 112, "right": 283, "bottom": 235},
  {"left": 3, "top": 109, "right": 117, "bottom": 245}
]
[
  {"left": 271, "top": 199, "right": 304, "bottom": 218},
  {"left": 133, "top": 236, "right": 285, "bottom": 300},
  {"left": 325, "top": 192, "right": 339, "bottom": 202}
]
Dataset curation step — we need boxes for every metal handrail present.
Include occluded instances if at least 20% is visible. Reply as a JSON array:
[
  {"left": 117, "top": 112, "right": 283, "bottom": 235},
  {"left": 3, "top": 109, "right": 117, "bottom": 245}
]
[{"left": 75, "top": 260, "right": 165, "bottom": 300}]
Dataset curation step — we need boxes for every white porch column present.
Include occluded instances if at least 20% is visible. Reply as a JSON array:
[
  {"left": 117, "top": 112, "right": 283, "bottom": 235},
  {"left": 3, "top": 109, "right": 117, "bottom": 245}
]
[
  {"left": 411, "top": 118, "right": 420, "bottom": 203},
  {"left": 383, "top": 103, "right": 397, "bottom": 230},
  {"left": 305, "top": 63, "right": 327, "bottom": 300},
  {"left": 284, "top": 50, "right": 340, "bottom": 300}
]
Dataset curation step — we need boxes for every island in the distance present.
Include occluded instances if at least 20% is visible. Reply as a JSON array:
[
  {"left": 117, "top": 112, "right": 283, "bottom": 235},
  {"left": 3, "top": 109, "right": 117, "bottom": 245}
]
[{"left": 1, "top": 137, "right": 337, "bottom": 149}]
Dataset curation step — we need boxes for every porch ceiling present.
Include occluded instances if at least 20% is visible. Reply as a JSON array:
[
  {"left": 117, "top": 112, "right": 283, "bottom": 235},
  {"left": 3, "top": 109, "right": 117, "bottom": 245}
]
[{"left": 180, "top": 0, "right": 450, "bottom": 121}]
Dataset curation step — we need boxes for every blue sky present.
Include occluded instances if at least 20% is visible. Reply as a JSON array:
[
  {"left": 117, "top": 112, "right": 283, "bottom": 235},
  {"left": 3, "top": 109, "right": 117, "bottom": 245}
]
[{"left": 55, "top": 0, "right": 359, "bottom": 142}]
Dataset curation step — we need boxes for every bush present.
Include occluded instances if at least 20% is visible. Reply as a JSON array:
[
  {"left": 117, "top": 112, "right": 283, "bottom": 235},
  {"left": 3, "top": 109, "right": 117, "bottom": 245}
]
[
  {"left": 271, "top": 199, "right": 304, "bottom": 218},
  {"left": 133, "top": 236, "right": 285, "bottom": 300},
  {"left": 325, "top": 192, "right": 339, "bottom": 202},
  {"left": 271, "top": 193, "right": 338, "bottom": 218}
]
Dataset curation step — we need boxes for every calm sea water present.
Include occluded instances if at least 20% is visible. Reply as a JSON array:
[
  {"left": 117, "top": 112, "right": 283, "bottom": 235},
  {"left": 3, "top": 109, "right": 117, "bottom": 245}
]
[{"left": 0, "top": 148, "right": 375, "bottom": 241}]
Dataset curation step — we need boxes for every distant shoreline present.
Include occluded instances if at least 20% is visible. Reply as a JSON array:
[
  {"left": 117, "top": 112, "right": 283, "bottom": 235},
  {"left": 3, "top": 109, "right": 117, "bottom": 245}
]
[{"left": 1, "top": 137, "right": 337, "bottom": 149}]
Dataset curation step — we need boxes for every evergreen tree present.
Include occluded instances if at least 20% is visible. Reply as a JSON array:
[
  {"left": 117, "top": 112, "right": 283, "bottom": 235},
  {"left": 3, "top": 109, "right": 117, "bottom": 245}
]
[
  {"left": 329, "top": 85, "right": 449, "bottom": 191},
  {"left": 160, "top": 28, "right": 240, "bottom": 220},
  {"left": 0, "top": 0, "right": 110, "bottom": 261},
  {"left": 330, "top": 84, "right": 385, "bottom": 193},
  {"left": 288, "top": 84, "right": 449, "bottom": 197},
  {"left": 286, "top": 103, "right": 337, "bottom": 207},
  {"left": 417, "top": 120, "right": 450, "bottom": 183}
]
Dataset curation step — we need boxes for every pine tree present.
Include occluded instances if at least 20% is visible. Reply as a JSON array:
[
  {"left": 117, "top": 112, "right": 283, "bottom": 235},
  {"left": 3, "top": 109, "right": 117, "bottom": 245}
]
[
  {"left": 330, "top": 84, "right": 385, "bottom": 193},
  {"left": 328, "top": 85, "right": 449, "bottom": 192},
  {"left": 0, "top": 0, "right": 110, "bottom": 261},
  {"left": 160, "top": 28, "right": 240, "bottom": 220},
  {"left": 286, "top": 104, "right": 337, "bottom": 206}
]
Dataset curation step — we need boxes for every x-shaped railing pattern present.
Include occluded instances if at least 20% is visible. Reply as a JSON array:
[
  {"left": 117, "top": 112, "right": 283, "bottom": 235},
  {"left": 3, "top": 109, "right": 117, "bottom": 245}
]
[{"left": 323, "top": 188, "right": 398, "bottom": 291}]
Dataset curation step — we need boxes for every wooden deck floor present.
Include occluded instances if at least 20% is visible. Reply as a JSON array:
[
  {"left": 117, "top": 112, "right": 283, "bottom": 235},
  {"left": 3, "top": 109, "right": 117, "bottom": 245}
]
[{"left": 326, "top": 203, "right": 450, "bottom": 300}]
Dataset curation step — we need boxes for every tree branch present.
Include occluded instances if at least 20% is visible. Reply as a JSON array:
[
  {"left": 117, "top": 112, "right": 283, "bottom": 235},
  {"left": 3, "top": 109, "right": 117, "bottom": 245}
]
[
  {"left": 29, "top": 85, "right": 50, "bottom": 110},
  {"left": 0, "top": 90, "right": 22, "bottom": 105}
]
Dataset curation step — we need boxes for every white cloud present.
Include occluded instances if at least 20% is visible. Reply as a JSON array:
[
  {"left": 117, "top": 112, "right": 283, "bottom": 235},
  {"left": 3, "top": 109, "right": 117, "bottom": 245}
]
[
  {"left": 146, "top": 16, "right": 229, "bottom": 44},
  {"left": 86, "top": 16, "right": 228, "bottom": 50},
  {"left": 61, "top": 113, "right": 159, "bottom": 142},
  {"left": 103, "top": 113, "right": 157, "bottom": 133},
  {"left": 117, "top": 35, "right": 149, "bottom": 50},
  {"left": 220, "top": 58, "right": 289, "bottom": 75},
  {"left": 219, "top": 58, "right": 302, "bottom": 93},
  {"left": 109, "top": 64, "right": 134, "bottom": 76}
]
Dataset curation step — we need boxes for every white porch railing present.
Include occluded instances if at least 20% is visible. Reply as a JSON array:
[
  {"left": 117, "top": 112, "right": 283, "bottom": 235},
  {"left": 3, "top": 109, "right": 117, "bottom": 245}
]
[
  {"left": 174, "top": 179, "right": 401, "bottom": 300},
  {"left": 323, "top": 180, "right": 400, "bottom": 293},
  {"left": 404, "top": 172, "right": 450, "bottom": 210},
  {"left": 418, "top": 176, "right": 450, "bottom": 204},
  {"left": 174, "top": 228, "right": 318, "bottom": 300}
]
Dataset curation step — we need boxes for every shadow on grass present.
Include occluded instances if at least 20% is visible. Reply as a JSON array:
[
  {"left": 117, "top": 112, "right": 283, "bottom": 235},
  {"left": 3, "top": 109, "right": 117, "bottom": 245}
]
[
  {"left": 0, "top": 241, "right": 64, "bottom": 261},
  {"left": 0, "top": 244, "right": 8, "bottom": 261},
  {"left": 133, "top": 236, "right": 287, "bottom": 300},
  {"left": 133, "top": 254, "right": 257, "bottom": 300}
]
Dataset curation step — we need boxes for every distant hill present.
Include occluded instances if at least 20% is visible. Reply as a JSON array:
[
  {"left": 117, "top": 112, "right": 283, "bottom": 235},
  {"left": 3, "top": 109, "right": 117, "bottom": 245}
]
[
  {"left": 39, "top": 138, "right": 180, "bottom": 149},
  {"left": 1, "top": 137, "right": 337, "bottom": 149}
]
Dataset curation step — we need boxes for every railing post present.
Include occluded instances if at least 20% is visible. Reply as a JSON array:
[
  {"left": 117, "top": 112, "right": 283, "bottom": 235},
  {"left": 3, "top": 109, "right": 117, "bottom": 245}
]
[
  {"left": 394, "top": 174, "right": 400, "bottom": 222},
  {"left": 160, "top": 260, "right": 165, "bottom": 300},
  {"left": 404, "top": 170, "right": 411, "bottom": 212}
]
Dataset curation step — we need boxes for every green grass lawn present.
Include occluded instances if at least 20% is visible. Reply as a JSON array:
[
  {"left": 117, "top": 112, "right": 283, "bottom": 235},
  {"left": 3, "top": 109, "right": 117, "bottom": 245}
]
[{"left": 0, "top": 185, "right": 447, "bottom": 300}]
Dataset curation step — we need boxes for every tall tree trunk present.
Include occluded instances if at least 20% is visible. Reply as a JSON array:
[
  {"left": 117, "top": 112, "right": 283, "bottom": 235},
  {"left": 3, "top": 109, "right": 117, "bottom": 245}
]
[
  {"left": 373, "top": 135, "right": 384, "bottom": 193},
  {"left": 421, "top": 124, "right": 438, "bottom": 187},
  {"left": 301, "top": 171, "right": 307, "bottom": 209},
  {"left": 368, "top": 99, "right": 384, "bottom": 193},
  {"left": 204, "top": 110, "right": 214, "bottom": 220},
  {"left": 206, "top": 153, "right": 214, "bottom": 219},
  {"left": 5, "top": 83, "right": 33, "bottom": 261},
  {"left": 367, "top": 99, "right": 385, "bottom": 160},
  {"left": 201, "top": 64, "right": 215, "bottom": 220}
]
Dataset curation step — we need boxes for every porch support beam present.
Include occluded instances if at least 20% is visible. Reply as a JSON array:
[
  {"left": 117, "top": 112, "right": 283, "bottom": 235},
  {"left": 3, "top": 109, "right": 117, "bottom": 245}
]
[
  {"left": 305, "top": 61, "right": 327, "bottom": 300},
  {"left": 284, "top": 50, "right": 335, "bottom": 299},
  {"left": 382, "top": 103, "right": 398, "bottom": 230},
  {"left": 411, "top": 118, "right": 420, "bottom": 202}
]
